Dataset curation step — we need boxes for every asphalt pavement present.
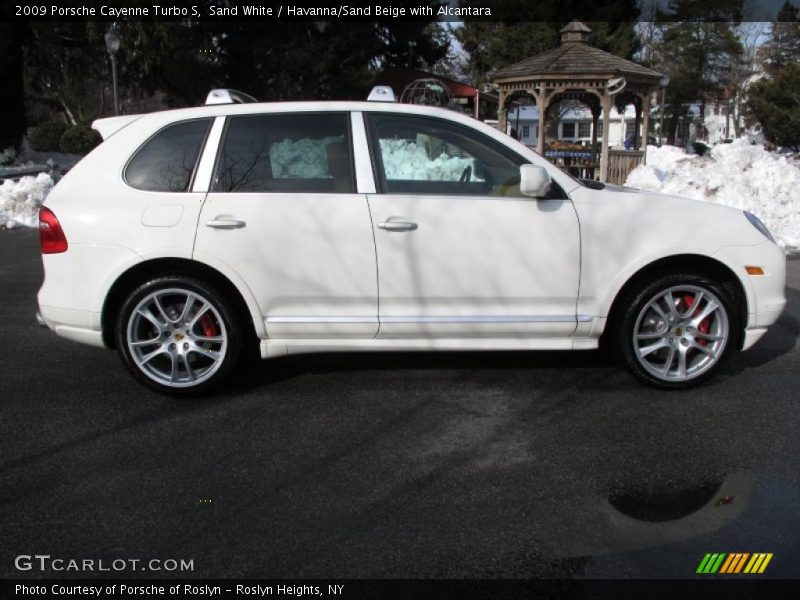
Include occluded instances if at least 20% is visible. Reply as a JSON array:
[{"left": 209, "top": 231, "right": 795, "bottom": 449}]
[{"left": 2, "top": 229, "right": 799, "bottom": 579}]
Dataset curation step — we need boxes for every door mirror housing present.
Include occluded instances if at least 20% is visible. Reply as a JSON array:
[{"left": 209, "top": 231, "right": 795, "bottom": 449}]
[{"left": 519, "top": 165, "right": 552, "bottom": 198}]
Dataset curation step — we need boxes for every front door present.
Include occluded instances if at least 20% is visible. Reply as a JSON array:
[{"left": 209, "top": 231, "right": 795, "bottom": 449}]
[{"left": 364, "top": 113, "right": 581, "bottom": 338}]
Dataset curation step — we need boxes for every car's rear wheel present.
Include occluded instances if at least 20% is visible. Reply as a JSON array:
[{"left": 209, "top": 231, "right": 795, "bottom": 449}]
[
  {"left": 617, "top": 274, "right": 739, "bottom": 389},
  {"left": 116, "top": 276, "right": 244, "bottom": 396}
]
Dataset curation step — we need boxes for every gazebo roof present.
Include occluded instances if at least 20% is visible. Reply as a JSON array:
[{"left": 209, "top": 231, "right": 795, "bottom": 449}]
[{"left": 491, "top": 21, "right": 663, "bottom": 82}]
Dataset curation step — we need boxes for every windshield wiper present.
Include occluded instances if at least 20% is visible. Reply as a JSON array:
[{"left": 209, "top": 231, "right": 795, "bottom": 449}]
[{"left": 581, "top": 179, "right": 605, "bottom": 190}]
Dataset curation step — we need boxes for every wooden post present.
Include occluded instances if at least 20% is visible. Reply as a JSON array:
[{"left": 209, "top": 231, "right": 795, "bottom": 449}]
[
  {"left": 634, "top": 101, "right": 642, "bottom": 150},
  {"left": 590, "top": 104, "right": 600, "bottom": 178},
  {"left": 599, "top": 93, "right": 612, "bottom": 182},
  {"left": 498, "top": 89, "right": 508, "bottom": 134},
  {"left": 641, "top": 92, "right": 651, "bottom": 164},
  {"left": 536, "top": 88, "right": 549, "bottom": 155}
]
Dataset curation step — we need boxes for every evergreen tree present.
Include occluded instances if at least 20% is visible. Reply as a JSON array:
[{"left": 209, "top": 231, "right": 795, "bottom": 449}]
[
  {"left": 762, "top": 1, "right": 800, "bottom": 75},
  {"left": 746, "top": 2, "right": 800, "bottom": 149},
  {"left": 19, "top": 4, "right": 448, "bottom": 141},
  {"left": 455, "top": 0, "right": 641, "bottom": 85},
  {"left": 747, "top": 64, "right": 800, "bottom": 150},
  {"left": 652, "top": 0, "right": 744, "bottom": 143},
  {"left": 0, "top": 24, "right": 27, "bottom": 151}
]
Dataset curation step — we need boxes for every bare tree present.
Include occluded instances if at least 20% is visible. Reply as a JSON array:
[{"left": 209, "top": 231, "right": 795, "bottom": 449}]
[{"left": 726, "top": 22, "right": 768, "bottom": 138}]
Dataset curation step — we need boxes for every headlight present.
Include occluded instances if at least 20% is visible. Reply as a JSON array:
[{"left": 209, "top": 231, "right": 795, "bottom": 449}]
[{"left": 744, "top": 211, "right": 776, "bottom": 244}]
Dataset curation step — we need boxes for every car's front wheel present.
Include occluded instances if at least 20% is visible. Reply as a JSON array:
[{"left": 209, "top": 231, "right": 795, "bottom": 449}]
[
  {"left": 617, "top": 274, "right": 739, "bottom": 389},
  {"left": 116, "top": 276, "right": 244, "bottom": 396}
]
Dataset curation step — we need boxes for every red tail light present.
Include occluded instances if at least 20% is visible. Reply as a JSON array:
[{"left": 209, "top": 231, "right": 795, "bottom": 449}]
[{"left": 39, "top": 207, "right": 68, "bottom": 254}]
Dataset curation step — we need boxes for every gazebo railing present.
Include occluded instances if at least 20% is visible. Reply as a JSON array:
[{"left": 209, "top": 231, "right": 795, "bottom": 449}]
[{"left": 606, "top": 149, "right": 644, "bottom": 185}]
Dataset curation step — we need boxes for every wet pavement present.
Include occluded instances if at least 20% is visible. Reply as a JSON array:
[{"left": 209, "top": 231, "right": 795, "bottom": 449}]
[{"left": 2, "top": 230, "right": 799, "bottom": 579}]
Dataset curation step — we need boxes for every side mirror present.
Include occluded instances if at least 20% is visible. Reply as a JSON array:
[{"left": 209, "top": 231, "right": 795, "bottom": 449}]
[{"left": 519, "top": 164, "right": 552, "bottom": 198}]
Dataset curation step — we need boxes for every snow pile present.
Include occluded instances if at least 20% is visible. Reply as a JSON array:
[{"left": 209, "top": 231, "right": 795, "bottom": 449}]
[
  {"left": 626, "top": 139, "right": 800, "bottom": 253},
  {"left": 379, "top": 139, "right": 482, "bottom": 181},
  {"left": 704, "top": 114, "right": 729, "bottom": 144},
  {"left": 0, "top": 173, "right": 54, "bottom": 229}
]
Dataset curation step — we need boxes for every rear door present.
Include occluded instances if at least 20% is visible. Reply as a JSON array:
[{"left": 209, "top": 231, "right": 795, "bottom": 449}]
[{"left": 193, "top": 111, "right": 378, "bottom": 339}]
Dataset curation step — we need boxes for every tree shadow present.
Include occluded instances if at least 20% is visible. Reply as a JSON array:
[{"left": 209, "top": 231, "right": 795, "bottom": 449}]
[{"left": 232, "top": 347, "right": 617, "bottom": 393}]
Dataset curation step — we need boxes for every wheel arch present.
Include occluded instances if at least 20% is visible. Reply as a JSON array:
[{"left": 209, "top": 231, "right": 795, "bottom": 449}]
[
  {"left": 601, "top": 254, "right": 749, "bottom": 349},
  {"left": 101, "top": 257, "right": 264, "bottom": 349}
]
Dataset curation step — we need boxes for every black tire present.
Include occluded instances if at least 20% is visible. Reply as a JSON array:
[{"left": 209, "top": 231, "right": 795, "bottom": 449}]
[
  {"left": 115, "top": 275, "right": 246, "bottom": 397},
  {"left": 615, "top": 273, "right": 740, "bottom": 390}
]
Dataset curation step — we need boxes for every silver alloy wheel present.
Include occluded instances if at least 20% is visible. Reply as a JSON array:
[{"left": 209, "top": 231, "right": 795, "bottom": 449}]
[
  {"left": 126, "top": 288, "right": 228, "bottom": 388},
  {"left": 632, "top": 284, "right": 729, "bottom": 382}
]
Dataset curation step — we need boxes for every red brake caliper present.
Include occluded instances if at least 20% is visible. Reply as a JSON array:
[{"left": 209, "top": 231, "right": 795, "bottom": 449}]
[
  {"left": 198, "top": 313, "right": 217, "bottom": 337},
  {"left": 682, "top": 294, "right": 710, "bottom": 346}
]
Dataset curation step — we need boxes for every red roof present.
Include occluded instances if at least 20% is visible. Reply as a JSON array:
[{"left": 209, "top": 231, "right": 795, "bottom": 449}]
[{"left": 373, "top": 69, "right": 497, "bottom": 104}]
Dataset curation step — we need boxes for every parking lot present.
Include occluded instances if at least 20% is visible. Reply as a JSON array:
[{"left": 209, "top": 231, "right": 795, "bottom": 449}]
[{"left": 2, "top": 229, "right": 799, "bottom": 578}]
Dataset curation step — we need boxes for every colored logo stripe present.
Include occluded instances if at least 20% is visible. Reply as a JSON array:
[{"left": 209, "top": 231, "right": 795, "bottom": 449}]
[
  {"left": 744, "top": 553, "right": 773, "bottom": 574},
  {"left": 697, "top": 553, "right": 773, "bottom": 574},
  {"left": 697, "top": 553, "right": 726, "bottom": 574},
  {"left": 719, "top": 553, "right": 749, "bottom": 573}
]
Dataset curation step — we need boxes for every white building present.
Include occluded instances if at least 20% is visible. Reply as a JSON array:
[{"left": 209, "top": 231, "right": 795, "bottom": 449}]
[{"left": 505, "top": 104, "right": 640, "bottom": 149}]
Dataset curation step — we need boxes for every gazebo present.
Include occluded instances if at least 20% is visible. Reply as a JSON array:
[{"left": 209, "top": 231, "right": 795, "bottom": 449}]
[{"left": 490, "top": 21, "right": 664, "bottom": 183}]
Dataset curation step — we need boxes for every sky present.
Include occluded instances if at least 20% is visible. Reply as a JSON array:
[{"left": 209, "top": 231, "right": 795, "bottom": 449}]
[{"left": 650, "top": 0, "right": 799, "bottom": 19}]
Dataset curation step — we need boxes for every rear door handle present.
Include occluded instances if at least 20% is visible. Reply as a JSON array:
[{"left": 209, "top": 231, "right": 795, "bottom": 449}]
[
  {"left": 205, "top": 219, "right": 246, "bottom": 229},
  {"left": 377, "top": 221, "right": 418, "bottom": 232}
]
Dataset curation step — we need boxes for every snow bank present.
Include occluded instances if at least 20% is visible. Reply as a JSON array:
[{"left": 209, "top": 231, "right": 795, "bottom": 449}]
[
  {"left": 0, "top": 173, "right": 54, "bottom": 229},
  {"left": 626, "top": 139, "right": 800, "bottom": 253}
]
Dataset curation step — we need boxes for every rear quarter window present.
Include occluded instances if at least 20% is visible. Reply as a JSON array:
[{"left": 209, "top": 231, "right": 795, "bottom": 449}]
[{"left": 124, "top": 118, "right": 212, "bottom": 192}]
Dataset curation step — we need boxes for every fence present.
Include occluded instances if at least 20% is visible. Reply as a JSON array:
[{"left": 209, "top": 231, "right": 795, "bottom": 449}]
[{"left": 606, "top": 150, "right": 644, "bottom": 185}]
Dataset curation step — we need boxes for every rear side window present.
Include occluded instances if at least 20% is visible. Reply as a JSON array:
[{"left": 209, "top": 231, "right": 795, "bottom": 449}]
[
  {"left": 125, "top": 119, "right": 212, "bottom": 192},
  {"left": 214, "top": 113, "right": 353, "bottom": 193}
]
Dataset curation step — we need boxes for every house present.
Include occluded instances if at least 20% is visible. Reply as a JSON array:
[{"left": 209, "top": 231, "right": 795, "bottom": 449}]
[{"left": 505, "top": 104, "right": 640, "bottom": 149}]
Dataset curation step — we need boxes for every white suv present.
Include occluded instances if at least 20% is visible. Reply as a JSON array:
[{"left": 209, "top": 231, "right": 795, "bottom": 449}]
[{"left": 37, "top": 93, "right": 786, "bottom": 395}]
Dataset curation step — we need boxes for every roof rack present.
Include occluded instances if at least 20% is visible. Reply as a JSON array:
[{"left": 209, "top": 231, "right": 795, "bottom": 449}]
[
  {"left": 366, "top": 86, "right": 396, "bottom": 102},
  {"left": 205, "top": 89, "right": 258, "bottom": 105}
]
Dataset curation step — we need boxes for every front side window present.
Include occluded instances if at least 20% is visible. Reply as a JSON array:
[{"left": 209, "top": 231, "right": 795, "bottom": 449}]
[
  {"left": 562, "top": 122, "right": 576, "bottom": 139},
  {"left": 125, "top": 118, "right": 212, "bottom": 192},
  {"left": 214, "top": 113, "right": 353, "bottom": 193},
  {"left": 578, "top": 122, "right": 591, "bottom": 138},
  {"left": 367, "top": 113, "right": 526, "bottom": 197}
]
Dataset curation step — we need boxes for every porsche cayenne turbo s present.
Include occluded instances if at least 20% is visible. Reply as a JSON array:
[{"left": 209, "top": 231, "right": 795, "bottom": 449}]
[{"left": 36, "top": 91, "right": 786, "bottom": 395}]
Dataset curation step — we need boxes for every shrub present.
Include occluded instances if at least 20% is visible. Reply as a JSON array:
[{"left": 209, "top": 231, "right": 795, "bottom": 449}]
[
  {"left": 28, "top": 121, "right": 67, "bottom": 152},
  {"left": 59, "top": 125, "right": 102, "bottom": 154}
]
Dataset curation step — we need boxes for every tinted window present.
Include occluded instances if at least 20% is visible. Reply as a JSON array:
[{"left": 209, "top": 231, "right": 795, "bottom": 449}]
[
  {"left": 125, "top": 119, "right": 211, "bottom": 192},
  {"left": 214, "top": 113, "right": 353, "bottom": 193},
  {"left": 367, "top": 113, "right": 526, "bottom": 197}
]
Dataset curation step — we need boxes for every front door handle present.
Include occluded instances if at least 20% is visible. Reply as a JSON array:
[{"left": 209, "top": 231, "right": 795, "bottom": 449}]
[
  {"left": 377, "top": 221, "right": 418, "bottom": 232},
  {"left": 205, "top": 219, "right": 246, "bottom": 229}
]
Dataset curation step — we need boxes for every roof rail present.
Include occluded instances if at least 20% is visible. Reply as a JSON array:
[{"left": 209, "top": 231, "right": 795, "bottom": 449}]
[
  {"left": 205, "top": 89, "right": 258, "bottom": 105},
  {"left": 367, "top": 86, "right": 396, "bottom": 102}
]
